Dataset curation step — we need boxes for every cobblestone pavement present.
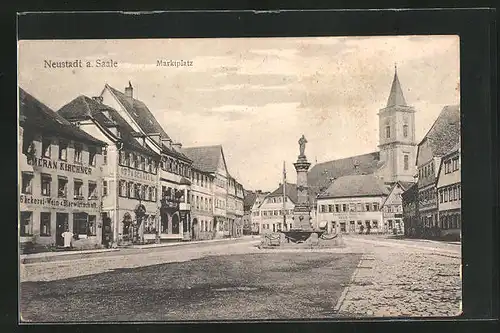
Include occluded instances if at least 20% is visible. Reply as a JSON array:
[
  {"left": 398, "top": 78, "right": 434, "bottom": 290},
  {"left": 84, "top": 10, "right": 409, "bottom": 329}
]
[{"left": 336, "top": 235, "right": 461, "bottom": 318}]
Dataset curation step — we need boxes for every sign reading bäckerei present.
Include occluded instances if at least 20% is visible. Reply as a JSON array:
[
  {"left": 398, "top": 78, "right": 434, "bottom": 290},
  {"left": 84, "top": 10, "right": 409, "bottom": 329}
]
[
  {"left": 27, "top": 157, "right": 93, "bottom": 175},
  {"left": 20, "top": 195, "right": 99, "bottom": 209}
]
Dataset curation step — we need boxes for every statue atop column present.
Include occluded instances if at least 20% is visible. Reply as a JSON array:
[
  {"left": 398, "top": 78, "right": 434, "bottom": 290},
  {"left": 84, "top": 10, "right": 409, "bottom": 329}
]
[{"left": 298, "top": 135, "right": 307, "bottom": 157}]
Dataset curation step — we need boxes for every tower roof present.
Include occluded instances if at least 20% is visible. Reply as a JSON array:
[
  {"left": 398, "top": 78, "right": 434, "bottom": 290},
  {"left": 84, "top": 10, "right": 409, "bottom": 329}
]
[{"left": 386, "top": 65, "right": 407, "bottom": 107}]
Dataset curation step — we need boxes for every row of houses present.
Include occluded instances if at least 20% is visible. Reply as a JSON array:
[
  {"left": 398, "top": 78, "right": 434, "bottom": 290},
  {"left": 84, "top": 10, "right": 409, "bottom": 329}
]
[
  {"left": 242, "top": 68, "right": 461, "bottom": 240},
  {"left": 19, "top": 83, "right": 244, "bottom": 251}
]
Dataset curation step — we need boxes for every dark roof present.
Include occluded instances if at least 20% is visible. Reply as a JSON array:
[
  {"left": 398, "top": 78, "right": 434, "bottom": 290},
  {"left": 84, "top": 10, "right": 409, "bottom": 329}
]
[
  {"left": 106, "top": 84, "right": 170, "bottom": 140},
  {"left": 181, "top": 145, "right": 225, "bottom": 173},
  {"left": 418, "top": 105, "right": 460, "bottom": 157},
  {"left": 386, "top": 67, "right": 407, "bottom": 107},
  {"left": 58, "top": 95, "right": 158, "bottom": 157},
  {"left": 268, "top": 182, "right": 298, "bottom": 204},
  {"left": 19, "top": 88, "right": 106, "bottom": 146},
  {"left": 318, "top": 174, "right": 389, "bottom": 199},
  {"left": 105, "top": 84, "right": 191, "bottom": 161},
  {"left": 308, "top": 151, "right": 381, "bottom": 200},
  {"left": 399, "top": 181, "right": 416, "bottom": 191},
  {"left": 243, "top": 191, "right": 257, "bottom": 210}
]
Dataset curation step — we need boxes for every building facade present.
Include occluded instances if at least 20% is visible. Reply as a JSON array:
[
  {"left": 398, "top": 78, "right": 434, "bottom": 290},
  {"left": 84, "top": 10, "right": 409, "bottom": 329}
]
[
  {"left": 380, "top": 181, "right": 414, "bottom": 234},
  {"left": 436, "top": 143, "right": 461, "bottom": 240},
  {"left": 19, "top": 89, "right": 107, "bottom": 251},
  {"left": 316, "top": 175, "right": 389, "bottom": 234},
  {"left": 416, "top": 105, "right": 460, "bottom": 237},
  {"left": 58, "top": 95, "right": 161, "bottom": 245},
  {"left": 402, "top": 182, "right": 419, "bottom": 237},
  {"left": 257, "top": 183, "right": 296, "bottom": 234},
  {"left": 189, "top": 167, "right": 214, "bottom": 240}
]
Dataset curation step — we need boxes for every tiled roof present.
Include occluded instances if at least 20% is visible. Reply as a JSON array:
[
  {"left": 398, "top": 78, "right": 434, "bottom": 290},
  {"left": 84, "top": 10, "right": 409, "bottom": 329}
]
[
  {"left": 386, "top": 68, "right": 407, "bottom": 107},
  {"left": 268, "top": 182, "right": 298, "bottom": 204},
  {"left": 307, "top": 151, "right": 381, "bottom": 200},
  {"left": 19, "top": 88, "right": 105, "bottom": 146},
  {"left": 318, "top": 174, "right": 389, "bottom": 199},
  {"left": 58, "top": 95, "right": 157, "bottom": 157},
  {"left": 181, "top": 145, "right": 225, "bottom": 173},
  {"left": 243, "top": 191, "right": 257, "bottom": 210},
  {"left": 106, "top": 84, "right": 171, "bottom": 140},
  {"left": 418, "top": 105, "right": 460, "bottom": 157}
]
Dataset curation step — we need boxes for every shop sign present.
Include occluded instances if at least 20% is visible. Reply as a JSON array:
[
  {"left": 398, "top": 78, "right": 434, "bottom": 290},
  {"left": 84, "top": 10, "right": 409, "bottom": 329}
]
[
  {"left": 120, "top": 167, "right": 154, "bottom": 182},
  {"left": 27, "top": 157, "right": 93, "bottom": 175},
  {"left": 20, "top": 194, "right": 99, "bottom": 209}
]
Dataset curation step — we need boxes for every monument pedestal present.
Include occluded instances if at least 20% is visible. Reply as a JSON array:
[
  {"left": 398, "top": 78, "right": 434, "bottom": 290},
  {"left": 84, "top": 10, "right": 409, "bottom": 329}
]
[{"left": 293, "top": 154, "right": 312, "bottom": 230}]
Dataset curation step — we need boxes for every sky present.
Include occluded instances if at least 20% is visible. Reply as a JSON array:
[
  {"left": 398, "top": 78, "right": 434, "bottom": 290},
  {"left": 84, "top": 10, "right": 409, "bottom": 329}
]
[{"left": 18, "top": 36, "right": 460, "bottom": 192}]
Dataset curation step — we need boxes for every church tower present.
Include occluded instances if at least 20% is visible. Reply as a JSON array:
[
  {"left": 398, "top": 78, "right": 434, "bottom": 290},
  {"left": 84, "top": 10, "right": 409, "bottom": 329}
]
[{"left": 377, "top": 65, "right": 417, "bottom": 183}]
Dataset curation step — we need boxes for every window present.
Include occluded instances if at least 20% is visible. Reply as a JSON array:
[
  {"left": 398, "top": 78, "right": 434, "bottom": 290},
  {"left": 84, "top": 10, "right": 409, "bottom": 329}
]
[
  {"left": 103, "top": 146, "right": 107, "bottom": 165},
  {"left": 42, "top": 138, "right": 51, "bottom": 158},
  {"left": 128, "top": 182, "right": 134, "bottom": 198},
  {"left": 20, "top": 211, "right": 33, "bottom": 236},
  {"left": 372, "top": 203, "right": 379, "bottom": 211},
  {"left": 365, "top": 204, "right": 371, "bottom": 212},
  {"left": 119, "top": 180, "right": 127, "bottom": 197},
  {"left": 385, "top": 125, "right": 391, "bottom": 139},
  {"left": 141, "top": 156, "right": 146, "bottom": 170},
  {"left": 88, "top": 215, "right": 96, "bottom": 236},
  {"left": 103, "top": 180, "right": 108, "bottom": 196},
  {"left": 448, "top": 187, "right": 453, "bottom": 201},
  {"left": 372, "top": 220, "right": 378, "bottom": 228},
  {"left": 59, "top": 140, "right": 68, "bottom": 160},
  {"left": 40, "top": 212, "right": 51, "bottom": 236},
  {"left": 444, "top": 188, "right": 449, "bottom": 202},
  {"left": 58, "top": 177, "right": 68, "bottom": 198},
  {"left": 74, "top": 180, "right": 83, "bottom": 199},
  {"left": 340, "top": 222, "right": 346, "bottom": 232},
  {"left": 452, "top": 157, "right": 459, "bottom": 171},
  {"left": 21, "top": 172, "right": 33, "bottom": 194},
  {"left": 41, "top": 173, "right": 51, "bottom": 196},
  {"left": 404, "top": 154, "right": 409, "bottom": 170},
  {"left": 458, "top": 185, "right": 461, "bottom": 200},
  {"left": 328, "top": 204, "right": 333, "bottom": 213},
  {"left": 342, "top": 204, "right": 347, "bottom": 212},
  {"left": 88, "top": 181, "right": 97, "bottom": 199},
  {"left": 130, "top": 153, "right": 135, "bottom": 168},
  {"left": 349, "top": 204, "right": 356, "bottom": 212},
  {"left": 440, "top": 190, "right": 444, "bottom": 203},
  {"left": 89, "top": 147, "right": 97, "bottom": 166},
  {"left": 74, "top": 144, "right": 83, "bottom": 163},
  {"left": 73, "top": 213, "right": 88, "bottom": 236},
  {"left": 403, "top": 124, "right": 408, "bottom": 138}
]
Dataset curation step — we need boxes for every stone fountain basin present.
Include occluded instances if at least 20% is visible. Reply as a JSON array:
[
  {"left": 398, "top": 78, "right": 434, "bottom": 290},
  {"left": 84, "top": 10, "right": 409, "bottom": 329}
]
[{"left": 282, "top": 229, "right": 325, "bottom": 243}]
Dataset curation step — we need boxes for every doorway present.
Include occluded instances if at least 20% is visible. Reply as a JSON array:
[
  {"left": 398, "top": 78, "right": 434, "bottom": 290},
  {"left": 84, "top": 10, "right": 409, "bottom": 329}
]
[{"left": 56, "top": 213, "right": 68, "bottom": 246}]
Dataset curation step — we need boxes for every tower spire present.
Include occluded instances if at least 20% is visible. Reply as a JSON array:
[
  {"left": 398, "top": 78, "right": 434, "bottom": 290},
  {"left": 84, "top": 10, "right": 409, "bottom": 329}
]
[{"left": 386, "top": 65, "right": 407, "bottom": 107}]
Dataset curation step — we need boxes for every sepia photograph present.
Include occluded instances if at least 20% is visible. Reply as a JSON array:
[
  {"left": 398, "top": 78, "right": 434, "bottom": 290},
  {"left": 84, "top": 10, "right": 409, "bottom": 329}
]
[{"left": 18, "top": 35, "right": 461, "bottom": 322}]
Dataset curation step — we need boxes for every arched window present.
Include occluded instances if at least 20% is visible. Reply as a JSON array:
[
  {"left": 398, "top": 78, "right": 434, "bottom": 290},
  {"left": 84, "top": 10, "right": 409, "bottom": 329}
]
[{"left": 403, "top": 124, "right": 409, "bottom": 138}]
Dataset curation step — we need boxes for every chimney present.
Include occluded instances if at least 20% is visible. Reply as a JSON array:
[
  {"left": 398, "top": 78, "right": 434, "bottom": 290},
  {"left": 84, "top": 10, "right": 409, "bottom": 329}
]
[
  {"left": 161, "top": 138, "right": 173, "bottom": 149},
  {"left": 125, "top": 81, "right": 133, "bottom": 99},
  {"left": 172, "top": 142, "right": 182, "bottom": 151},
  {"left": 92, "top": 96, "right": 103, "bottom": 103}
]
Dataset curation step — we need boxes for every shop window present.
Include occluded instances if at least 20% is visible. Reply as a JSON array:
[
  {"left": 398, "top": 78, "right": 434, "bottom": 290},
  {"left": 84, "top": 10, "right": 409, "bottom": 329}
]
[
  {"left": 42, "top": 138, "right": 51, "bottom": 158},
  {"left": 21, "top": 172, "right": 33, "bottom": 194},
  {"left": 103, "top": 180, "right": 108, "bottom": 197},
  {"left": 74, "top": 144, "right": 83, "bottom": 163},
  {"left": 73, "top": 213, "right": 88, "bottom": 236},
  {"left": 88, "top": 181, "right": 97, "bottom": 199},
  {"left": 40, "top": 212, "right": 51, "bottom": 236},
  {"left": 59, "top": 140, "right": 68, "bottom": 161},
  {"left": 58, "top": 177, "right": 68, "bottom": 198},
  {"left": 41, "top": 173, "right": 52, "bottom": 196},
  {"left": 88, "top": 215, "right": 96, "bottom": 236},
  {"left": 89, "top": 147, "right": 97, "bottom": 166},
  {"left": 74, "top": 179, "right": 83, "bottom": 199},
  {"left": 20, "top": 211, "right": 33, "bottom": 236}
]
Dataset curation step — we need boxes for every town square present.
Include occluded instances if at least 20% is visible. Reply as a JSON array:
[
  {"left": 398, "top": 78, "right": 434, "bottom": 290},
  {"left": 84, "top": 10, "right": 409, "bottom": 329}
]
[{"left": 18, "top": 36, "right": 461, "bottom": 321}]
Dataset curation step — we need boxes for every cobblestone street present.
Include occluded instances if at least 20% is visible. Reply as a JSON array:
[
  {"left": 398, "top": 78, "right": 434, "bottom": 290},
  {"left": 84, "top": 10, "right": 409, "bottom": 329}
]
[
  {"left": 20, "top": 235, "right": 462, "bottom": 320},
  {"left": 336, "top": 236, "right": 461, "bottom": 317}
]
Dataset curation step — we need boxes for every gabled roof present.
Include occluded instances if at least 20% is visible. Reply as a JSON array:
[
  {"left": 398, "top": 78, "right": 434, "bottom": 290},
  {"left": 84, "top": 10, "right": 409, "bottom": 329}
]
[
  {"left": 380, "top": 181, "right": 414, "bottom": 207},
  {"left": 318, "top": 174, "right": 389, "bottom": 199},
  {"left": 243, "top": 191, "right": 257, "bottom": 210},
  {"left": 19, "top": 88, "right": 106, "bottom": 146},
  {"left": 386, "top": 67, "right": 407, "bottom": 107},
  {"left": 105, "top": 84, "right": 171, "bottom": 140},
  {"left": 58, "top": 95, "right": 157, "bottom": 157},
  {"left": 308, "top": 151, "right": 381, "bottom": 200},
  {"left": 417, "top": 105, "right": 460, "bottom": 159},
  {"left": 181, "top": 145, "right": 227, "bottom": 174},
  {"left": 268, "top": 182, "right": 298, "bottom": 204}
]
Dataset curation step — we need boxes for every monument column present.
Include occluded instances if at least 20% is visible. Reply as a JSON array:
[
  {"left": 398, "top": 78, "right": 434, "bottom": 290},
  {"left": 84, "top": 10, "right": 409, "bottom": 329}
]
[{"left": 293, "top": 135, "right": 312, "bottom": 230}]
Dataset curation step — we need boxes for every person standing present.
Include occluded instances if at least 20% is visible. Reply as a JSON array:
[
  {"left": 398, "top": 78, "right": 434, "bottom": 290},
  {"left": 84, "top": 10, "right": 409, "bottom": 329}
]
[{"left": 61, "top": 228, "right": 74, "bottom": 250}]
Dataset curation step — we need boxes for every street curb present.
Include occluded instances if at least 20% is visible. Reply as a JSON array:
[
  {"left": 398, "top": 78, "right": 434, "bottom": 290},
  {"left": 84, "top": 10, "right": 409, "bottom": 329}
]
[
  {"left": 129, "top": 237, "right": 255, "bottom": 249},
  {"left": 20, "top": 248, "right": 120, "bottom": 260}
]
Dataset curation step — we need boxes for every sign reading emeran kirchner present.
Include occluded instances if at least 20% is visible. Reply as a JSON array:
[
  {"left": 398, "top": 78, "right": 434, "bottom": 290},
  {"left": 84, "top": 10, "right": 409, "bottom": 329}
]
[
  {"left": 27, "top": 157, "right": 93, "bottom": 175},
  {"left": 20, "top": 195, "right": 99, "bottom": 209}
]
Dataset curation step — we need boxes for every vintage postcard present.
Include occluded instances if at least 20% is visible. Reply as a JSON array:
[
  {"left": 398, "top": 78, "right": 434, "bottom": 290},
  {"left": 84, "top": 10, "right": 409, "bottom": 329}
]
[{"left": 18, "top": 36, "right": 461, "bottom": 322}]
